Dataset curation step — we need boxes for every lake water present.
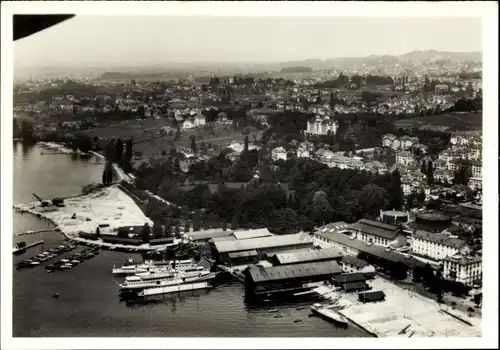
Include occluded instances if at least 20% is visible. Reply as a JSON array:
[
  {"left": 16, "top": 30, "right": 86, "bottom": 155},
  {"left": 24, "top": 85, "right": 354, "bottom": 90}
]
[{"left": 12, "top": 141, "right": 369, "bottom": 337}]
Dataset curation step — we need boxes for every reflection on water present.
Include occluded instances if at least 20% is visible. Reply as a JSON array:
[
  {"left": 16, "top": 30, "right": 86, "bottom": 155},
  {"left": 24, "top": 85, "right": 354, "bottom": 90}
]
[{"left": 12, "top": 141, "right": 370, "bottom": 337}]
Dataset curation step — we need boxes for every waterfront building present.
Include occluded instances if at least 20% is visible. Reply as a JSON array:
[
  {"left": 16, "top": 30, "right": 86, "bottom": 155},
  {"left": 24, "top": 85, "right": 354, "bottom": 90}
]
[
  {"left": 244, "top": 260, "right": 342, "bottom": 298},
  {"left": 443, "top": 255, "right": 482, "bottom": 286},
  {"left": 267, "top": 247, "right": 342, "bottom": 266},
  {"left": 189, "top": 229, "right": 234, "bottom": 244},
  {"left": 211, "top": 232, "right": 314, "bottom": 263},
  {"left": 410, "top": 230, "right": 471, "bottom": 261}
]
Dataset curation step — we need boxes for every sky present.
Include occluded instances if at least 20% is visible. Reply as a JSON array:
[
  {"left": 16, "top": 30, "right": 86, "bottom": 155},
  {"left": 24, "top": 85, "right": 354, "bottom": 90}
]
[{"left": 14, "top": 16, "right": 482, "bottom": 67}]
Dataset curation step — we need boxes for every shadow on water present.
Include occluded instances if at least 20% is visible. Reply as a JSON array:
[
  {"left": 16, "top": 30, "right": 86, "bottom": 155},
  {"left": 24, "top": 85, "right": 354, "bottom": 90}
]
[
  {"left": 20, "top": 141, "right": 35, "bottom": 158},
  {"left": 121, "top": 288, "right": 212, "bottom": 308}
]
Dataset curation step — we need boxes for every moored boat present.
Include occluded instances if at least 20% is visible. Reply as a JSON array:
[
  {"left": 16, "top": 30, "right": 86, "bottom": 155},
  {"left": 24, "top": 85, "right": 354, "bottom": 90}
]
[
  {"left": 119, "top": 270, "right": 217, "bottom": 291},
  {"left": 310, "top": 303, "right": 348, "bottom": 327}
]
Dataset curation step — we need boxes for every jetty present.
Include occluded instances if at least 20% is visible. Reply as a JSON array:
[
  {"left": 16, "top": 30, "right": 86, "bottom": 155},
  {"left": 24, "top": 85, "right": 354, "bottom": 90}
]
[
  {"left": 13, "top": 240, "right": 44, "bottom": 254},
  {"left": 14, "top": 228, "right": 58, "bottom": 236}
]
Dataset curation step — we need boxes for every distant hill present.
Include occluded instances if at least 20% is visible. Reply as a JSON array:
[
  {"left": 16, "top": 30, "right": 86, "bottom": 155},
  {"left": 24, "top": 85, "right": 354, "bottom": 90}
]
[
  {"left": 15, "top": 50, "right": 482, "bottom": 78},
  {"left": 280, "top": 66, "right": 313, "bottom": 73}
]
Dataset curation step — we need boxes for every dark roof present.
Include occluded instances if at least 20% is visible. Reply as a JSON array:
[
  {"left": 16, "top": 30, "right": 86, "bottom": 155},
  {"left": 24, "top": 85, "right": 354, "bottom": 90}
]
[
  {"left": 313, "top": 231, "right": 426, "bottom": 270},
  {"left": 228, "top": 250, "right": 258, "bottom": 259},
  {"left": 341, "top": 255, "right": 369, "bottom": 269},
  {"left": 101, "top": 236, "right": 142, "bottom": 245},
  {"left": 149, "top": 237, "right": 175, "bottom": 245},
  {"left": 342, "top": 281, "right": 368, "bottom": 292},
  {"left": 333, "top": 273, "right": 367, "bottom": 284},
  {"left": 358, "top": 290, "right": 386, "bottom": 302},
  {"left": 246, "top": 260, "right": 342, "bottom": 283},
  {"left": 413, "top": 230, "right": 467, "bottom": 249},
  {"left": 350, "top": 219, "right": 400, "bottom": 240}
]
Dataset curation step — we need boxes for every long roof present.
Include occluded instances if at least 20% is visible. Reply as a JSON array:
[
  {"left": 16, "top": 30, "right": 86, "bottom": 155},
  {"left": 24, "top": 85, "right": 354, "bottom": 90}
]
[
  {"left": 333, "top": 273, "right": 367, "bottom": 284},
  {"left": 246, "top": 260, "right": 342, "bottom": 283},
  {"left": 413, "top": 230, "right": 466, "bottom": 249},
  {"left": 272, "top": 247, "right": 342, "bottom": 265},
  {"left": 214, "top": 232, "right": 313, "bottom": 254},
  {"left": 190, "top": 229, "right": 233, "bottom": 241},
  {"left": 341, "top": 255, "right": 369, "bottom": 269},
  {"left": 314, "top": 230, "right": 425, "bottom": 270},
  {"left": 350, "top": 219, "right": 401, "bottom": 240},
  {"left": 232, "top": 228, "right": 273, "bottom": 240}
]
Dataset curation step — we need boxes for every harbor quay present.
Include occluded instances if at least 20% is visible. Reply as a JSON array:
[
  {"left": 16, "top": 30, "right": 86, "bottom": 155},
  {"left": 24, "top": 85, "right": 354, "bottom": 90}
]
[{"left": 337, "top": 276, "right": 481, "bottom": 337}]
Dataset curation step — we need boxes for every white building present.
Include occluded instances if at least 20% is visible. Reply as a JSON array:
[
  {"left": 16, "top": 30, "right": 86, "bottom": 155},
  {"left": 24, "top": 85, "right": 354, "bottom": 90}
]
[
  {"left": 443, "top": 255, "right": 482, "bottom": 286},
  {"left": 271, "top": 146, "right": 287, "bottom": 161},
  {"left": 382, "top": 134, "right": 397, "bottom": 148},
  {"left": 305, "top": 115, "right": 339, "bottom": 136},
  {"left": 296, "top": 146, "right": 310, "bottom": 158},
  {"left": 396, "top": 151, "right": 414, "bottom": 166},
  {"left": 471, "top": 162, "right": 482, "bottom": 179},
  {"left": 350, "top": 219, "right": 407, "bottom": 248},
  {"left": 411, "top": 230, "right": 471, "bottom": 261},
  {"left": 339, "top": 255, "right": 376, "bottom": 275},
  {"left": 468, "top": 177, "right": 482, "bottom": 191}
]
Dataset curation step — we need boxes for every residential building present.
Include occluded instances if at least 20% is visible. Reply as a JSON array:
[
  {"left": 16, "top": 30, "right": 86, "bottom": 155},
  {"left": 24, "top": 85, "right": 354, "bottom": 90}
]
[
  {"left": 271, "top": 146, "right": 287, "bottom": 161},
  {"left": 471, "top": 161, "right": 482, "bottom": 179},
  {"left": 468, "top": 177, "right": 482, "bottom": 191},
  {"left": 443, "top": 255, "right": 482, "bottom": 286},
  {"left": 305, "top": 115, "right": 339, "bottom": 135},
  {"left": 396, "top": 151, "right": 414, "bottom": 166},
  {"left": 399, "top": 136, "right": 419, "bottom": 150},
  {"left": 382, "top": 133, "right": 397, "bottom": 147},
  {"left": 411, "top": 230, "right": 471, "bottom": 261}
]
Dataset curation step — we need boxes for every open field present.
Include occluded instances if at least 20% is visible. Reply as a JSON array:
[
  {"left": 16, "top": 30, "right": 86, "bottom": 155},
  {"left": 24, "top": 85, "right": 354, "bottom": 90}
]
[
  {"left": 81, "top": 119, "right": 262, "bottom": 158},
  {"left": 393, "top": 112, "right": 482, "bottom": 131}
]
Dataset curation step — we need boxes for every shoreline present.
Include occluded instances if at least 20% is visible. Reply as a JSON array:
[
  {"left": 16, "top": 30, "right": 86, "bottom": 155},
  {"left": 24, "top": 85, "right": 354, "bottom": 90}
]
[
  {"left": 35, "top": 141, "right": 129, "bottom": 183},
  {"left": 12, "top": 184, "right": 164, "bottom": 251}
]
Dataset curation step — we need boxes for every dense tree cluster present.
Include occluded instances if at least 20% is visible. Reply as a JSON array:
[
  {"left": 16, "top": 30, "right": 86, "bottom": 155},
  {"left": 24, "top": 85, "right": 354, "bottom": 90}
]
[{"left": 134, "top": 154, "right": 404, "bottom": 235}]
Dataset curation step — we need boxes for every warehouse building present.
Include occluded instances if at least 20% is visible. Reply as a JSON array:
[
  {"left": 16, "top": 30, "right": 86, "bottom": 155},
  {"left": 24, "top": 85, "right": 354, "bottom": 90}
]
[
  {"left": 189, "top": 229, "right": 233, "bottom": 244},
  {"left": 266, "top": 247, "right": 342, "bottom": 266},
  {"left": 211, "top": 232, "right": 313, "bottom": 264},
  {"left": 208, "top": 228, "right": 274, "bottom": 244},
  {"left": 244, "top": 260, "right": 342, "bottom": 298}
]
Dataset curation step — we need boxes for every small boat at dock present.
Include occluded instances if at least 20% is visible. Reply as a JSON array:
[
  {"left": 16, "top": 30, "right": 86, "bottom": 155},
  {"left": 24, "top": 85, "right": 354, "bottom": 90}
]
[{"left": 310, "top": 303, "right": 348, "bottom": 327}]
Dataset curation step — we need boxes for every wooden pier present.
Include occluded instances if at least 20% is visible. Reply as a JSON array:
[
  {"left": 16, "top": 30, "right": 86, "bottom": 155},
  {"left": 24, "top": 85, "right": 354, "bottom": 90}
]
[{"left": 13, "top": 240, "right": 44, "bottom": 254}]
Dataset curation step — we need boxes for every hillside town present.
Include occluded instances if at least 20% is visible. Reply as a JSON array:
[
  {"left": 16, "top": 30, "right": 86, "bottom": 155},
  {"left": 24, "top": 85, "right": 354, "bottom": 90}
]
[{"left": 13, "top": 51, "right": 484, "bottom": 338}]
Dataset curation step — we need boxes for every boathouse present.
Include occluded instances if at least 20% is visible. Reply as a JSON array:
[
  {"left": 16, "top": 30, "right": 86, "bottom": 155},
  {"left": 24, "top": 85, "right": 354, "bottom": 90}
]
[
  {"left": 211, "top": 232, "right": 313, "bottom": 264},
  {"left": 267, "top": 247, "right": 342, "bottom": 266},
  {"left": 244, "top": 260, "right": 342, "bottom": 298}
]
